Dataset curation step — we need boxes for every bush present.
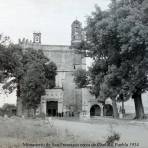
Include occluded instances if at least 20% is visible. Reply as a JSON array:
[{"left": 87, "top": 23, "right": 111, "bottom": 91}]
[{"left": 106, "top": 132, "right": 120, "bottom": 145}]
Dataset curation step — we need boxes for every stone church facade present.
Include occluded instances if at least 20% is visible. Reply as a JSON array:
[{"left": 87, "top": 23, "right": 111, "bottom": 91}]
[
  {"left": 18, "top": 20, "right": 89, "bottom": 117},
  {"left": 17, "top": 20, "right": 148, "bottom": 118}
]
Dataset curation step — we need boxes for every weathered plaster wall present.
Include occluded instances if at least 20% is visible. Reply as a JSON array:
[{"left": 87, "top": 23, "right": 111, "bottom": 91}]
[{"left": 33, "top": 44, "right": 83, "bottom": 114}]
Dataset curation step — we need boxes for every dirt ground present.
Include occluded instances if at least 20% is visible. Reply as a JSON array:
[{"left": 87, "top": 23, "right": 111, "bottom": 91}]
[
  {"left": 52, "top": 117, "right": 148, "bottom": 147},
  {"left": 0, "top": 116, "right": 148, "bottom": 148}
]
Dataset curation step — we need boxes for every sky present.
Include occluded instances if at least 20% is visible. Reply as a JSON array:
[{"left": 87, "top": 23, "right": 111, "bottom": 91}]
[{"left": 0, "top": 0, "right": 110, "bottom": 45}]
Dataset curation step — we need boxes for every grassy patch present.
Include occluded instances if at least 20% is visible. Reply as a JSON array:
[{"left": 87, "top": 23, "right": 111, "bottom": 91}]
[{"left": 0, "top": 117, "right": 121, "bottom": 148}]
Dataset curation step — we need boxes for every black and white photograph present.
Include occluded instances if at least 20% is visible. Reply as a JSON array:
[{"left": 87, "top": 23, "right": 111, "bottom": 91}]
[{"left": 0, "top": 0, "right": 148, "bottom": 147}]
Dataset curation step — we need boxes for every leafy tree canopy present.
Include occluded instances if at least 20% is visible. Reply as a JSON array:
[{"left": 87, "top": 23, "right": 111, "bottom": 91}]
[
  {"left": 74, "top": 68, "right": 89, "bottom": 88},
  {"left": 0, "top": 44, "right": 57, "bottom": 112},
  {"left": 78, "top": 0, "right": 148, "bottom": 119}
]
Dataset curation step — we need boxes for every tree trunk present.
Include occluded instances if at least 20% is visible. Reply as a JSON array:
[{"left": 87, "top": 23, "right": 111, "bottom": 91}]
[
  {"left": 112, "top": 98, "right": 119, "bottom": 118},
  {"left": 133, "top": 92, "right": 145, "bottom": 119},
  {"left": 17, "top": 97, "right": 22, "bottom": 116},
  {"left": 121, "top": 101, "right": 125, "bottom": 114},
  {"left": 27, "top": 107, "right": 30, "bottom": 117},
  {"left": 16, "top": 80, "right": 23, "bottom": 116},
  {"left": 33, "top": 108, "right": 36, "bottom": 118}
]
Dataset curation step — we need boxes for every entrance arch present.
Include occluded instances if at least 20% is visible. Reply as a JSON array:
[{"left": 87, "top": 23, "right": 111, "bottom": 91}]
[
  {"left": 103, "top": 104, "right": 113, "bottom": 116},
  {"left": 90, "top": 104, "right": 101, "bottom": 116}
]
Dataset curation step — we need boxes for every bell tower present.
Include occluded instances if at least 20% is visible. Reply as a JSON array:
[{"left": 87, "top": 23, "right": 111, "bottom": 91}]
[
  {"left": 33, "top": 32, "right": 41, "bottom": 44},
  {"left": 71, "top": 20, "right": 82, "bottom": 48}
]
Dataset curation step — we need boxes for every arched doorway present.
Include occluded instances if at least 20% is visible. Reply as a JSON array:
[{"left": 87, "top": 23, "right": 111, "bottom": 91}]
[
  {"left": 103, "top": 104, "right": 113, "bottom": 116},
  {"left": 90, "top": 104, "right": 101, "bottom": 116}
]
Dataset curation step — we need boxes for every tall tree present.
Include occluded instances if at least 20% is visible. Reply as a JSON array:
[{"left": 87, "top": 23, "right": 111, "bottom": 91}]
[
  {"left": 0, "top": 45, "right": 57, "bottom": 116},
  {"left": 20, "top": 49, "right": 57, "bottom": 114},
  {"left": 78, "top": 0, "right": 148, "bottom": 119},
  {"left": 21, "top": 62, "right": 46, "bottom": 115}
]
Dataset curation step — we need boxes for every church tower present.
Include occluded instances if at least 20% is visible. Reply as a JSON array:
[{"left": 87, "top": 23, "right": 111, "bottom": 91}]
[
  {"left": 71, "top": 20, "right": 82, "bottom": 48},
  {"left": 33, "top": 32, "right": 41, "bottom": 44}
]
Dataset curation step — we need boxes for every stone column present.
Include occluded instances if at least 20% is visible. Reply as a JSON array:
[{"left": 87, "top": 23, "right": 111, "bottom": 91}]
[
  {"left": 41, "top": 98, "right": 46, "bottom": 115},
  {"left": 58, "top": 101, "right": 63, "bottom": 114}
]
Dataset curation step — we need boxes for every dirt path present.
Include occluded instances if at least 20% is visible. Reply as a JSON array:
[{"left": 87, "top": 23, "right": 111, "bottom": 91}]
[{"left": 51, "top": 118, "right": 148, "bottom": 148}]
